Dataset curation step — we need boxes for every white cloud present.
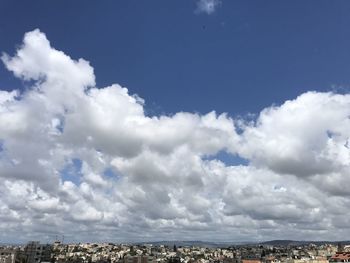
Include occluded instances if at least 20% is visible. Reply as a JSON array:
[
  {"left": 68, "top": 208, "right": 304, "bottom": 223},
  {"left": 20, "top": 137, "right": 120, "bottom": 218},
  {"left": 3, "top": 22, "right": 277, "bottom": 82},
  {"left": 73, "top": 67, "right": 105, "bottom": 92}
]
[
  {"left": 1, "top": 29, "right": 350, "bottom": 243},
  {"left": 237, "top": 92, "right": 350, "bottom": 177},
  {"left": 195, "top": 0, "right": 222, "bottom": 15}
]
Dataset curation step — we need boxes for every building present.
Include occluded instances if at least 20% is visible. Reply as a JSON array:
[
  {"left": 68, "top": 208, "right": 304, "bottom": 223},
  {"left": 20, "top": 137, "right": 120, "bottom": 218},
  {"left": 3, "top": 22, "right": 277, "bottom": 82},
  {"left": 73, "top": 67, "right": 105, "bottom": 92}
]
[
  {"left": 242, "top": 260, "right": 262, "bottom": 263},
  {"left": 330, "top": 252, "right": 350, "bottom": 263},
  {"left": 0, "top": 249, "right": 18, "bottom": 263},
  {"left": 124, "top": 256, "right": 156, "bottom": 263},
  {"left": 24, "top": 242, "right": 52, "bottom": 263}
]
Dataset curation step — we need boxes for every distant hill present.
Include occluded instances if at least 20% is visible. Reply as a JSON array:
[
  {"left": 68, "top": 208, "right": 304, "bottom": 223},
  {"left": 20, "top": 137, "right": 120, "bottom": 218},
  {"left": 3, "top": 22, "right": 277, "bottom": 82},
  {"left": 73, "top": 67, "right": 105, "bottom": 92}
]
[
  {"left": 135, "top": 239, "right": 350, "bottom": 248},
  {"left": 259, "top": 240, "right": 309, "bottom": 246},
  {"left": 260, "top": 240, "right": 350, "bottom": 246},
  {"left": 134, "top": 240, "right": 238, "bottom": 248}
]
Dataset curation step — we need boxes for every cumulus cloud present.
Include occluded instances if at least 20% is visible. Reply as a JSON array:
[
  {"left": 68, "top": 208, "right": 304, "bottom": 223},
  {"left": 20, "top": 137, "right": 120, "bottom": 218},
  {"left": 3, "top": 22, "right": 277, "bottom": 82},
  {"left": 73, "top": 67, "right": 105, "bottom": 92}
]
[
  {"left": 1, "top": 29, "right": 350, "bottom": 243},
  {"left": 195, "top": 0, "right": 222, "bottom": 15},
  {"left": 237, "top": 92, "right": 350, "bottom": 177}
]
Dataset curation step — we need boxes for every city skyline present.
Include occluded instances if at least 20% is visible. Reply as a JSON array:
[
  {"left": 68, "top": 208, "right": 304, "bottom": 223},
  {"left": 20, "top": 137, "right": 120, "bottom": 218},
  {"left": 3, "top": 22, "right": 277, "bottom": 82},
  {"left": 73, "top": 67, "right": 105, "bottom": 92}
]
[{"left": 1, "top": 0, "right": 350, "bottom": 243}]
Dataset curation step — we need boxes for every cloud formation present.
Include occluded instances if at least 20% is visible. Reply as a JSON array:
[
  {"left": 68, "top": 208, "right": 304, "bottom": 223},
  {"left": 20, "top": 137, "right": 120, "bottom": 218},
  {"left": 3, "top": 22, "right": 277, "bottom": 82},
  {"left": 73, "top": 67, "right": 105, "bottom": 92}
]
[
  {"left": 195, "top": 0, "right": 222, "bottom": 15},
  {"left": 1, "top": 30, "right": 350, "bottom": 243}
]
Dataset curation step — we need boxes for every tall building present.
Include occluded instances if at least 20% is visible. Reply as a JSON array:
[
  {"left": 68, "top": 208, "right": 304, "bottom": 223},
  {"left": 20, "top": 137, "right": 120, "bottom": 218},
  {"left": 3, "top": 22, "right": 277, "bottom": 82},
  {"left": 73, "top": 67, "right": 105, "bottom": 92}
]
[{"left": 24, "top": 242, "right": 51, "bottom": 263}]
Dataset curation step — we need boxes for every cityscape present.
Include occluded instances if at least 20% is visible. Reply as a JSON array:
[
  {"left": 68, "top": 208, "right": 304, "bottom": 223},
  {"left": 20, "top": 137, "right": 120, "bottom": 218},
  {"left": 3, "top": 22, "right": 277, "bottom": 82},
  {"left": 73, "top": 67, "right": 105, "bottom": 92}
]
[
  {"left": 1, "top": 1, "right": 350, "bottom": 262},
  {"left": 1, "top": 240, "right": 350, "bottom": 263}
]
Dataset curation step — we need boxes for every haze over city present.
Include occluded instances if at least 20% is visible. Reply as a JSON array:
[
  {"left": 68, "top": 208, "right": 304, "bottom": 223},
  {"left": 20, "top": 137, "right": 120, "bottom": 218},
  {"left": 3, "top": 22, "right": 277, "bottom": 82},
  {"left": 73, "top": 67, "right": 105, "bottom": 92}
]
[{"left": 1, "top": 0, "right": 350, "bottom": 244}]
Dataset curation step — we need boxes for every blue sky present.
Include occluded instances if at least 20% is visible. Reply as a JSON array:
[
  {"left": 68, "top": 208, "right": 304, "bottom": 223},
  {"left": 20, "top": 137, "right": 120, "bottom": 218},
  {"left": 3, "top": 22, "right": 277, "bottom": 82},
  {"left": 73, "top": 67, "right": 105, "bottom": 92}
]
[
  {"left": 2, "top": 1, "right": 350, "bottom": 243},
  {"left": 2, "top": 0, "right": 350, "bottom": 115}
]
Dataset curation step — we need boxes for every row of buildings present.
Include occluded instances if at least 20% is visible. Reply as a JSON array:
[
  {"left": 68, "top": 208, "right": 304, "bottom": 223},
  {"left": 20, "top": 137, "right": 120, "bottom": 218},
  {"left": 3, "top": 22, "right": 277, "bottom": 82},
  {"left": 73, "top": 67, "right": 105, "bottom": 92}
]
[{"left": 1, "top": 241, "right": 350, "bottom": 263}]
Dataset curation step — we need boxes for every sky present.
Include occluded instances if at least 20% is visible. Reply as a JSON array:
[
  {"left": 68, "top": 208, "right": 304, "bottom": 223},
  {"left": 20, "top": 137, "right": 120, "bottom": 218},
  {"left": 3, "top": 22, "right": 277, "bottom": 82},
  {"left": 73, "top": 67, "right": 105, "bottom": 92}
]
[{"left": 0, "top": 0, "right": 350, "bottom": 243}]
